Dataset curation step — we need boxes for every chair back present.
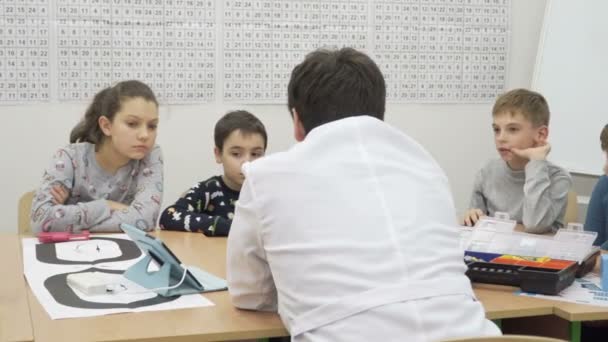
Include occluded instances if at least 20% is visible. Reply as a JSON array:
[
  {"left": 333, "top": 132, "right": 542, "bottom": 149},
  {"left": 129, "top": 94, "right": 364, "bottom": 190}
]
[
  {"left": 18, "top": 191, "right": 35, "bottom": 235},
  {"left": 563, "top": 190, "right": 579, "bottom": 225}
]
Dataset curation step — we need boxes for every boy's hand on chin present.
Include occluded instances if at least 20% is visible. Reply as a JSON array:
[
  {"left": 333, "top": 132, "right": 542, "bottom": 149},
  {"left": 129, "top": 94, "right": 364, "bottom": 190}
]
[{"left": 511, "top": 142, "right": 551, "bottom": 161}]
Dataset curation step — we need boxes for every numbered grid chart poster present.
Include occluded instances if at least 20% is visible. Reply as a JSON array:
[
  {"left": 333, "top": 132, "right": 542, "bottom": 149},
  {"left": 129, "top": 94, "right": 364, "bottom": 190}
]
[
  {"left": 56, "top": 0, "right": 215, "bottom": 103},
  {"left": 224, "top": 0, "right": 509, "bottom": 103},
  {"left": 0, "top": 0, "right": 51, "bottom": 103},
  {"left": 1, "top": 0, "right": 509, "bottom": 105},
  {"left": 373, "top": 0, "right": 509, "bottom": 102},
  {"left": 223, "top": 0, "right": 368, "bottom": 102}
]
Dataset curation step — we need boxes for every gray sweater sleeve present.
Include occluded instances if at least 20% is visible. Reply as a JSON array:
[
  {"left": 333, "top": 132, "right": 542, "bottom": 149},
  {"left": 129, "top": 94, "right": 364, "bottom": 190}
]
[
  {"left": 469, "top": 168, "right": 488, "bottom": 214},
  {"left": 88, "top": 146, "right": 164, "bottom": 232},
  {"left": 30, "top": 148, "right": 112, "bottom": 233},
  {"left": 522, "top": 160, "right": 572, "bottom": 233}
]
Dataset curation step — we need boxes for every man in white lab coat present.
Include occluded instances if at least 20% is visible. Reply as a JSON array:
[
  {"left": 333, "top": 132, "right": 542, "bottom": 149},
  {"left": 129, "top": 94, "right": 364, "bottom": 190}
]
[{"left": 226, "top": 48, "right": 500, "bottom": 342}]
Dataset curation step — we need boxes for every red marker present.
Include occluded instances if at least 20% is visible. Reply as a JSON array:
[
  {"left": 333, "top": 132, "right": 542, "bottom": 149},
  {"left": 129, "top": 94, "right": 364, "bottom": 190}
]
[{"left": 37, "top": 231, "right": 90, "bottom": 243}]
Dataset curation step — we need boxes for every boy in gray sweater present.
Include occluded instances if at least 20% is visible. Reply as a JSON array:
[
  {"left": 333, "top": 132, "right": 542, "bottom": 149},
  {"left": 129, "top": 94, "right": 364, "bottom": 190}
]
[{"left": 462, "top": 89, "right": 571, "bottom": 234}]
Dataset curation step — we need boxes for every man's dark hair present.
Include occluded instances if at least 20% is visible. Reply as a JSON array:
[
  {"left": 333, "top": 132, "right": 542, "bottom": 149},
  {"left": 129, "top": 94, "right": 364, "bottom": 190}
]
[
  {"left": 287, "top": 47, "right": 386, "bottom": 134},
  {"left": 214, "top": 110, "right": 268, "bottom": 151}
]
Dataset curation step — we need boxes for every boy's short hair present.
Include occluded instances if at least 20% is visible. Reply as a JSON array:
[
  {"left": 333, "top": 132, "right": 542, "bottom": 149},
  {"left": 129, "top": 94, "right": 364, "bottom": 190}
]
[
  {"left": 214, "top": 110, "right": 267, "bottom": 151},
  {"left": 287, "top": 47, "right": 386, "bottom": 133},
  {"left": 492, "top": 88, "right": 550, "bottom": 127},
  {"left": 601, "top": 124, "right": 608, "bottom": 151}
]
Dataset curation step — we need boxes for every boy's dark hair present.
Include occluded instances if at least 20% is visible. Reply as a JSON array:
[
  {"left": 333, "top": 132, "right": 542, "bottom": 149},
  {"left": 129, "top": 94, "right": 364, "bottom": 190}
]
[
  {"left": 214, "top": 110, "right": 268, "bottom": 151},
  {"left": 287, "top": 47, "right": 386, "bottom": 134},
  {"left": 492, "top": 88, "right": 550, "bottom": 127},
  {"left": 70, "top": 80, "right": 158, "bottom": 148},
  {"left": 601, "top": 124, "right": 608, "bottom": 151}
]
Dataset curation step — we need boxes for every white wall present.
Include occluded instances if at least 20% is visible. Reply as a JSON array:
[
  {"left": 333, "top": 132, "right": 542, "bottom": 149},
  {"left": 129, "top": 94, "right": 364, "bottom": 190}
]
[
  {"left": 0, "top": 0, "right": 546, "bottom": 233},
  {"left": 532, "top": 0, "right": 608, "bottom": 175}
]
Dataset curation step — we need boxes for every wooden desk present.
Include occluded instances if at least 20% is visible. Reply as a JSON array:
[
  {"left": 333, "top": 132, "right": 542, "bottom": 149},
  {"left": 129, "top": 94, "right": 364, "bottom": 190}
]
[
  {"left": 0, "top": 233, "right": 34, "bottom": 342},
  {"left": 19, "top": 229, "right": 604, "bottom": 342},
  {"left": 26, "top": 231, "right": 288, "bottom": 342},
  {"left": 552, "top": 301, "right": 608, "bottom": 323},
  {"left": 473, "top": 283, "right": 555, "bottom": 320}
]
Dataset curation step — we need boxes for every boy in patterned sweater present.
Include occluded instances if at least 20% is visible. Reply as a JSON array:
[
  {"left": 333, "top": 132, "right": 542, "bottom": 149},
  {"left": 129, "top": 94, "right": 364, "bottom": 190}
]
[{"left": 159, "top": 111, "right": 267, "bottom": 236}]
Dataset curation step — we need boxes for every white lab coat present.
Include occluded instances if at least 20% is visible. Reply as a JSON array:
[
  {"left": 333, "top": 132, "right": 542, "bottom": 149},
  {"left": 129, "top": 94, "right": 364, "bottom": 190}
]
[{"left": 227, "top": 116, "right": 500, "bottom": 342}]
